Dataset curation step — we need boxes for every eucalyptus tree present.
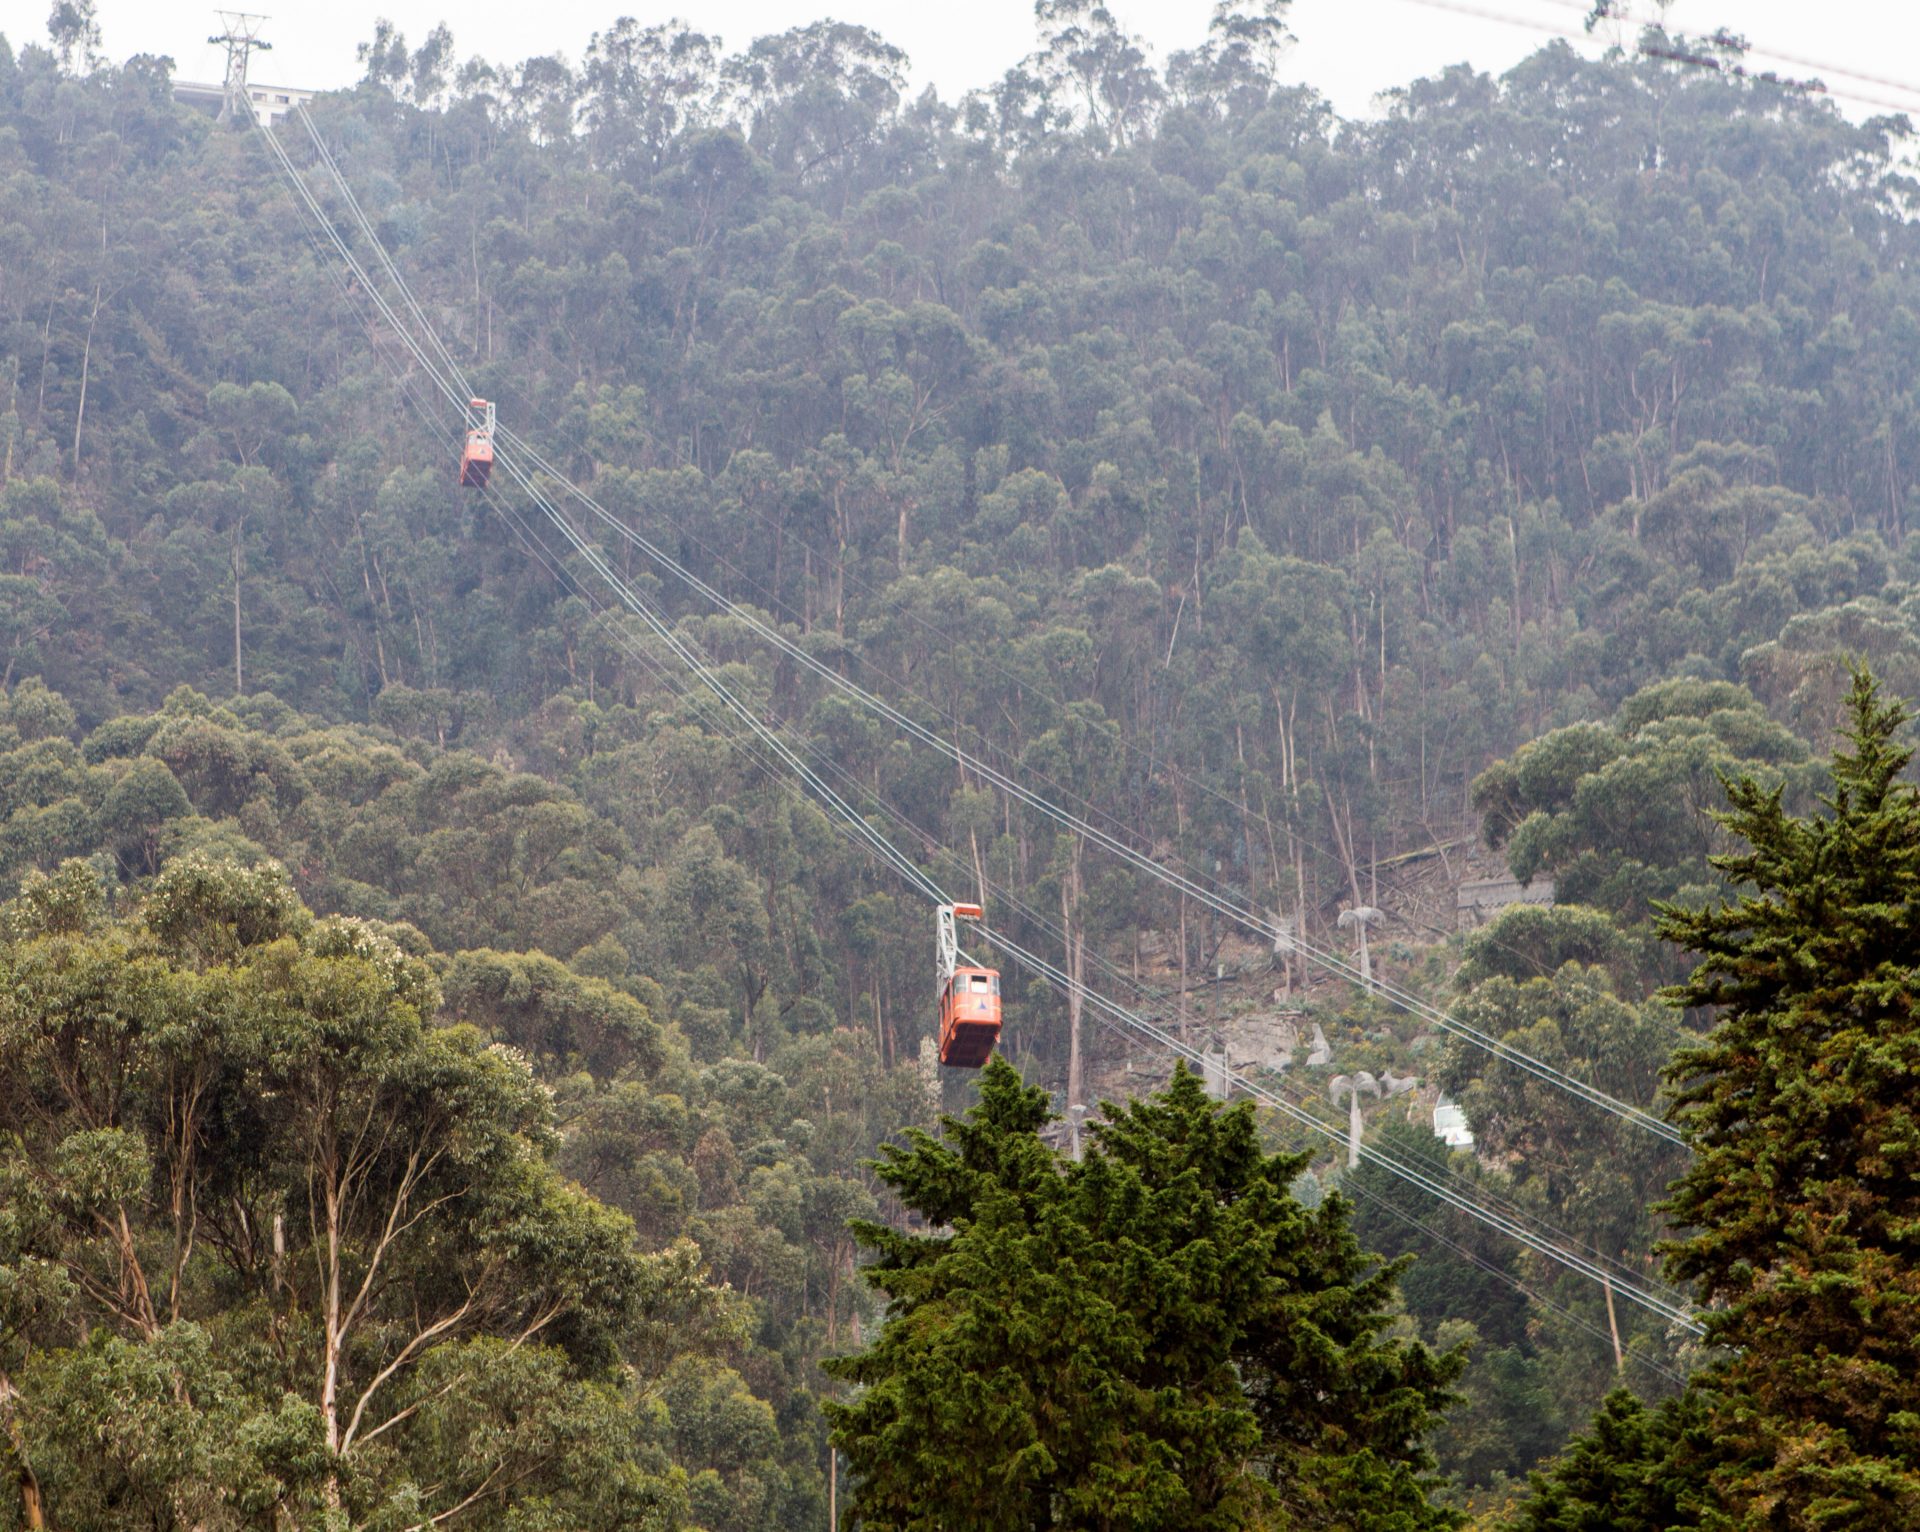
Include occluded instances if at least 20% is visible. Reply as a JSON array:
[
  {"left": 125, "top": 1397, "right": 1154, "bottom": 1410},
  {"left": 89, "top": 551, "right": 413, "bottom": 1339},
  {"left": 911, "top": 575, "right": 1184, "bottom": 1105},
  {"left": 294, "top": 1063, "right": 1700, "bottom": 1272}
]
[{"left": 0, "top": 856, "right": 694, "bottom": 1527}]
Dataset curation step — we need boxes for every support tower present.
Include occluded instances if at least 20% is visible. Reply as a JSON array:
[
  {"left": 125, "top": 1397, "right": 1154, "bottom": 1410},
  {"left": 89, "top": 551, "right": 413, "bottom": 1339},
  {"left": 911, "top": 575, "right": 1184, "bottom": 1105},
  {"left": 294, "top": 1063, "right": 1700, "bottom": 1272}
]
[{"left": 209, "top": 12, "right": 272, "bottom": 123}]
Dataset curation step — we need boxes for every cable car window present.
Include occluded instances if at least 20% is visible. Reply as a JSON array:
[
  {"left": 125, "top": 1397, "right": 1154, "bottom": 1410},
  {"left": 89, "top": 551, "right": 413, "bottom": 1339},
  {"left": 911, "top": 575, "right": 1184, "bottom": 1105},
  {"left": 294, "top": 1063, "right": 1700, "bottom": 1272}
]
[{"left": 971, "top": 974, "right": 989, "bottom": 991}]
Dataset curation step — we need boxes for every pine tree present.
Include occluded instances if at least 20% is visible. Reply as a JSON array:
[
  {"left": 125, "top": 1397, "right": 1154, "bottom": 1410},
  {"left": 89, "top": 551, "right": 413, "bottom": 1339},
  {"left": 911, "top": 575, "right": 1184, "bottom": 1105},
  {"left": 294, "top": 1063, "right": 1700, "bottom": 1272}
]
[
  {"left": 1651, "top": 667, "right": 1920, "bottom": 1524},
  {"left": 1505, "top": 1387, "right": 1712, "bottom": 1532},
  {"left": 824, "top": 1059, "right": 1461, "bottom": 1530}
]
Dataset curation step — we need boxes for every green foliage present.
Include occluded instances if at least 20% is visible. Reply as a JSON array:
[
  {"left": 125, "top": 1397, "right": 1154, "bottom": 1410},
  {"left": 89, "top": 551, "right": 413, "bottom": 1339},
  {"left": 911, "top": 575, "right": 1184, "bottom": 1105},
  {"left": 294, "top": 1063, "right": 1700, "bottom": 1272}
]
[
  {"left": 1435, "top": 964, "right": 1690, "bottom": 1434},
  {"left": 8, "top": 10, "right": 1920, "bottom": 1513},
  {"left": 441, "top": 946, "right": 668, "bottom": 1078},
  {"left": 0, "top": 677, "right": 929, "bottom": 1528},
  {"left": 1474, "top": 680, "right": 1819, "bottom": 920},
  {"left": 142, "top": 849, "right": 307, "bottom": 961},
  {"left": 1443, "top": 968, "right": 1681, "bottom": 1252},
  {"left": 1505, "top": 669, "right": 1920, "bottom": 1527},
  {"left": 1345, "top": 1113, "right": 1568, "bottom": 1492},
  {"left": 1456, "top": 903, "right": 1658, "bottom": 995},
  {"left": 826, "top": 1060, "right": 1463, "bottom": 1529},
  {"left": 1647, "top": 670, "right": 1920, "bottom": 1525},
  {"left": 0, "top": 17, "right": 1914, "bottom": 957},
  {"left": 0, "top": 859, "right": 696, "bottom": 1527},
  {"left": 1503, "top": 1387, "right": 1710, "bottom": 1532}
]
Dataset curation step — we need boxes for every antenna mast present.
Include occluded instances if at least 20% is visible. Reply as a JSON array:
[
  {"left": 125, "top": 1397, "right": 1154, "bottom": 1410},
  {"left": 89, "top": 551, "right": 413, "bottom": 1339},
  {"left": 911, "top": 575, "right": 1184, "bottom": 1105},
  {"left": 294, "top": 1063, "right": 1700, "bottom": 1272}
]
[{"left": 209, "top": 12, "right": 272, "bottom": 123}]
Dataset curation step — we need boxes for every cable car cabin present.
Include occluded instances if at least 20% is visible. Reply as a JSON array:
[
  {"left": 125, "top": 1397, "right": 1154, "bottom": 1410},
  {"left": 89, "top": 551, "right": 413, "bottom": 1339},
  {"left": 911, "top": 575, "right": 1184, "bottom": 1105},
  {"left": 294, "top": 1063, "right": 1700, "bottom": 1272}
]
[
  {"left": 459, "top": 429, "right": 493, "bottom": 488},
  {"left": 939, "top": 965, "right": 1002, "bottom": 1068},
  {"left": 459, "top": 398, "right": 496, "bottom": 489}
]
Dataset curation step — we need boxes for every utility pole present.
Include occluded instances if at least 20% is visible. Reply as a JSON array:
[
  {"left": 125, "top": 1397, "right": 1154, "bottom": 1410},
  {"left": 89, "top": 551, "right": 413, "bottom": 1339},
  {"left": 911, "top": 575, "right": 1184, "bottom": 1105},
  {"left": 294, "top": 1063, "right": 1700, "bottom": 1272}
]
[{"left": 209, "top": 12, "right": 272, "bottom": 123}]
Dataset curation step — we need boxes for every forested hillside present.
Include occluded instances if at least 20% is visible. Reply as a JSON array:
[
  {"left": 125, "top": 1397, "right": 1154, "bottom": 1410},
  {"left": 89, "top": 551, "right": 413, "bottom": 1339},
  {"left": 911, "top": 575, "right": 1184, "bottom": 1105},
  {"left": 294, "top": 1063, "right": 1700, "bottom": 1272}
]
[{"left": 6, "top": 0, "right": 1920, "bottom": 1521}]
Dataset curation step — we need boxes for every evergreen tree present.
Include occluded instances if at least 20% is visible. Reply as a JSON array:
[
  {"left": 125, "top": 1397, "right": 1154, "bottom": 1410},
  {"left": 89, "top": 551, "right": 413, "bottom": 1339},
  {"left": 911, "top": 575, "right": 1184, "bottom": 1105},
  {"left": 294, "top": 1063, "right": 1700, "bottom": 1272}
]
[
  {"left": 824, "top": 1059, "right": 1461, "bottom": 1530},
  {"left": 1649, "top": 667, "right": 1920, "bottom": 1525},
  {"left": 1505, "top": 1387, "right": 1712, "bottom": 1532}
]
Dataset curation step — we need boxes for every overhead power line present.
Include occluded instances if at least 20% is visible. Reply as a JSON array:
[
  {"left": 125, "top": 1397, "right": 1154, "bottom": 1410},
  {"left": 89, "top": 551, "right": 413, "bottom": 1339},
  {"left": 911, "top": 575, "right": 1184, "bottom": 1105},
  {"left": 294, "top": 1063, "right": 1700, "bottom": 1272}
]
[
  {"left": 245, "top": 97, "right": 1705, "bottom": 1338},
  {"left": 1393, "top": 0, "right": 1920, "bottom": 117},
  {"left": 493, "top": 416, "right": 1688, "bottom": 1147},
  {"left": 1532, "top": 0, "right": 1920, "bottom": 107}
]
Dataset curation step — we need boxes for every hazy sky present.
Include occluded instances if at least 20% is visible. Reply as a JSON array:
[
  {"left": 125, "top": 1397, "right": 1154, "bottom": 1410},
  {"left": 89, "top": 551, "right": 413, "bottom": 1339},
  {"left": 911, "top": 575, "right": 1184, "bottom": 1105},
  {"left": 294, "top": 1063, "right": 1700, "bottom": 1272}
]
[{"left": 3, "top": 0, "right": 1918, "bottom": 123}]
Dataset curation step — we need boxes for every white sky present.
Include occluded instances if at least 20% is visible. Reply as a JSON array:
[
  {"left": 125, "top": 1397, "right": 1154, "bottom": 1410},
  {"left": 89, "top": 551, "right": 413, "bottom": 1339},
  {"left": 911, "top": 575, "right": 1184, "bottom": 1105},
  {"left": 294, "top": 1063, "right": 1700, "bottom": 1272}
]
[{"left": 2, "top": 0, "right": 1919, "bottom": 122}]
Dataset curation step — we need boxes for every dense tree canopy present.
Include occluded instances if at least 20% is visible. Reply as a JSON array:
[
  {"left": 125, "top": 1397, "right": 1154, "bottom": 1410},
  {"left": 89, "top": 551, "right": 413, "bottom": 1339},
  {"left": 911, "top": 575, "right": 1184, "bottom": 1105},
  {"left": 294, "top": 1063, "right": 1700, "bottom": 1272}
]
[
  {"left": 6, "top": 6, "right": 1920, "bottom": 958},
  {"left": 0, "top": 681, "right": 919, "bottom": 1527},
  {"left": 0, "top": 856, "right": 694, "bottom": 1527},
  {"left": 1654, "top": 670, "right": 1920, "bottom": 1524},
  {"left": 5, "top": 0, "right": 1920, "bottom": 1516},
  {"left": 1499, "top": 670, "right": 1920, "bottom": 1527},
  {"left": 825, "top": 1059, "right": 1462, "bottom": 1529}
]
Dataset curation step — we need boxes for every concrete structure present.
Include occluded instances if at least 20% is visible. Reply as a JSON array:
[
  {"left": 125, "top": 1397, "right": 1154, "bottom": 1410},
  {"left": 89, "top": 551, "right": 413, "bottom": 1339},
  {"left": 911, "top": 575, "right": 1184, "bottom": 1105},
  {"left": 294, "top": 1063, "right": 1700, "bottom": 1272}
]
[
  {"left": 1330, "top": 1072, "right": 1382, "bottom": 1168},
  {"left": 1219, "top": 1012, "right": 1302, "bottom": 1074},
  {"left": 1433, "top": 1097, "right": 1475, "bottom": 1149},
  {"left": 244, "top": 82, "right": 320, "bottom": 125},
  {"left": 1456, "top": 873, "right": 1555, "bottom": 929},
  {"left": 173, "top": 79, "right": 319, "bottom": 126},
  {"left": 1338, "top": 903, "right": 1385, "bottom": 989}
]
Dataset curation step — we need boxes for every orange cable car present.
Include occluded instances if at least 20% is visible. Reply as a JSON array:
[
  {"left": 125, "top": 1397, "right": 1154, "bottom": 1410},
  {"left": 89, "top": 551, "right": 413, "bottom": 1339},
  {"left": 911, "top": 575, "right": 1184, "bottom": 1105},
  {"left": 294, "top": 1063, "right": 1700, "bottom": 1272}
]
[
  {"left": 460, "top": 397, "right": 495, "bottom": 489},
  {"left": 937, "top": 902, "right": 1002, "bottom": 1068}
]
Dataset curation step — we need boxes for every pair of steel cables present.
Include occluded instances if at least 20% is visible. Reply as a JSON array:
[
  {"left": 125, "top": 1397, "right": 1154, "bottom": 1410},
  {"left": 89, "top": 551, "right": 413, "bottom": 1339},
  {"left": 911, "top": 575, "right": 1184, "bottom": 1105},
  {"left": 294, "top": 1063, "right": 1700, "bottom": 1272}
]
[{"left": 247, "top": 99, "right": 1705, "bottom": 1348}]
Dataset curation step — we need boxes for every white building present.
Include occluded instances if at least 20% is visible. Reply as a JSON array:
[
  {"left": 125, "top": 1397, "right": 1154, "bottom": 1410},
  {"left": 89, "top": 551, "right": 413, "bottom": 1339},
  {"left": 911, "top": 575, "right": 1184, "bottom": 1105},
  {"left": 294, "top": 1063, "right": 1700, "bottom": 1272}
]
[
  {"left": 1433, "top": 1096, "right": 1474, "bottom": 1150},
  {"left": 171, "top": 80, "right": 320, "bottom": 127},
  {"left": 245, "top": 82, "right": 320, "bottom": 125}
]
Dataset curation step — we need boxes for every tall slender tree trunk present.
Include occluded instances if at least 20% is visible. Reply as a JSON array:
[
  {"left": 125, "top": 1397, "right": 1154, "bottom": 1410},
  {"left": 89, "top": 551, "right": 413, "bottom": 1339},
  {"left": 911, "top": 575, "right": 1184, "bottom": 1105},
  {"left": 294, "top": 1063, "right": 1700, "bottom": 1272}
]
[
  {"left": 1603, "top": 1274, "right": 1624, "bottom": 1373},
  {"left": 3, "top": 1377, "right": 43, "bottom": 1531},
  {"left": 70, "top": 278, "right": 103, "bottom": 481},
  {"left": 34, "top": 295, "right": 54, "bottom": 428},
  {"left": 1236, "top": 722, "right": 1260, "bottom": 904},
  {"left": 1295, "top": 838, "right": 1308, "bottom": 961},
  {"left": 834, "top": 488, "right": 848, "bottom": 639},
  {"left": 232, "top": 521, "right": 245, "bottom": 695},
  {"left": 319, "top": 1180, "right": 345, "bottom": 1513},
  {"left": 771, "top": 511, "right": 785, "bottom": 610},
  {"left": 2, "top": 361, "right": 17, "bottom": 482}
]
